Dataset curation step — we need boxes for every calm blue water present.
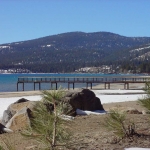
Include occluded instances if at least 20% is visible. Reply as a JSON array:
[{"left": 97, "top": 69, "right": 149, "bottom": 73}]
[{"left": 0, "top": 73, "right": 145, "bottom": 92}]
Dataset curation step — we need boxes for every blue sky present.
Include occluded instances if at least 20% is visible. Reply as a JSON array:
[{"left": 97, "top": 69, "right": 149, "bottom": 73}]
[{"left": 0, "top": 0, "right": 150, "bottom": 44}]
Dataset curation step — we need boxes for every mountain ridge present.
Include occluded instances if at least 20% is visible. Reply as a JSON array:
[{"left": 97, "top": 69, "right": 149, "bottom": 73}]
[
  {"left": 0, "top": 31, "right": 150, "bottom": 73},
  {"left": 1, "top": 31, "right": 150, "bottom": 45}
]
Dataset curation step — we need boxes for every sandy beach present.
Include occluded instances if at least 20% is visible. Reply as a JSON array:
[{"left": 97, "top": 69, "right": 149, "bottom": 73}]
[
  {"left": 0, "top": 90, "right": 42, "bottom": 98},
  {"left": 0, "top": 82, "right": 147, "bottom": 118}
]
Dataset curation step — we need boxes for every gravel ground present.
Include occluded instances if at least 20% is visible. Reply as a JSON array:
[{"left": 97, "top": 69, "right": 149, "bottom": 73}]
[{"left": 1, "top": 101, "right": 150, "bottom": 150}]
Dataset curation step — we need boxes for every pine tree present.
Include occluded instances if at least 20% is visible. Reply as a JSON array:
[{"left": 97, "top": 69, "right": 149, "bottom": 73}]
[{"left": 22, "top": 89, "right": 70, "bottom": 150}]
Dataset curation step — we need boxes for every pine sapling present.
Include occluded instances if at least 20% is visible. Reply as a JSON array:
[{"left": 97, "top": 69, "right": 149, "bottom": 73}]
[{"left": 22, "top": 88, "right": 70, "bottom": 150}]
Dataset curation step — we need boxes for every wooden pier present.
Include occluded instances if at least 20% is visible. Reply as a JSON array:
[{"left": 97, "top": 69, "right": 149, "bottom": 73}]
[{"left": 17, "top": 76, "right": 150, "bottom": 91}]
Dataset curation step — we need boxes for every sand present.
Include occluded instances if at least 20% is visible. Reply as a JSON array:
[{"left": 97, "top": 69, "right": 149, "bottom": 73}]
[
  {"left": 0, "top": 91, "right": 42, "bottom": 98},
  {"left": 103, "top": 100, "right": 145, "bottom": 112}
]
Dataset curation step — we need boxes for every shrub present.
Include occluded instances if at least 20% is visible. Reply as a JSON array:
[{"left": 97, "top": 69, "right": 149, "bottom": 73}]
[{"left": 104, "top": 108, "right": 136, "bottom": 139}]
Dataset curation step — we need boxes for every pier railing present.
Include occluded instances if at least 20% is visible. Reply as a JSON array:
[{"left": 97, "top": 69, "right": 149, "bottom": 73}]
[{"left": 17, "top": 76, "right": 150, "bottom": 91}]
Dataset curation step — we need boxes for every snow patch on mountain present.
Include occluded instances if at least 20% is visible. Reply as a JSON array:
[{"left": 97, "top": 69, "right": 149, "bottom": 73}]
[{"left": 130, "top": 46, "right": 150, "bottom": 53}]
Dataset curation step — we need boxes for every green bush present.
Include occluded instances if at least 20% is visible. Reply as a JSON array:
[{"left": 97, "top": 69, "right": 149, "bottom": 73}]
[{"left": 104, "top": 108, "right": 136, "bottom": 139}]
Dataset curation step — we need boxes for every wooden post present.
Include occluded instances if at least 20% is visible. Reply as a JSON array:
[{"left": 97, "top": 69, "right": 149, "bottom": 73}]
[
  {"left": 145, "top": 83, "right": 148, "bottom": 89},
  {"left": 104, "top": 83, "right": 106, "bottom": 89},
  {"left": 91, "top": 83, "right": 92, "bottom": 89},
  {"left": 39, "top": 83, "right": 41, "bottom": 90},
  {"left": 17, "top": 83, "right": 18, "bottom": 91},
  {"left": 108, "top": 83, "right": 110, "bottom": 89},
  {"left": 73, "top": 83, "right": 74, "bottom": 89},
  {"left": 51, "top": 83, "right": 53, "bottom": 89},
  {"left": 23, "top": 83, "right": 24, "bottom": 91},
  {"left": 124, "top": 83, "right": 126, "bottom": 89},
  {"left": 56, "top": 83, "right": 57, "bottom": 90},
  {"left": 34, "top": 83, "right": 35, "bottom": 91},
  {"left": 127, "top": 83, "right": 129, "bottom": 89}
]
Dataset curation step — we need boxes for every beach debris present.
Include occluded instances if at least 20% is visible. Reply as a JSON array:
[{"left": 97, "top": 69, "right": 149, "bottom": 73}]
[
  {"left": 59, "top": 114, "right": 74, "bottom": 120},
  {"left": 141, "top": 110, "right": 150, "bottom": 115}
]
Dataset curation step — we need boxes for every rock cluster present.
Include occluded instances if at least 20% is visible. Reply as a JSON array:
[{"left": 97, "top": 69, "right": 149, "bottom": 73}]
[{"left": 0, "top": 89, "right": 106, "bottom": 133}]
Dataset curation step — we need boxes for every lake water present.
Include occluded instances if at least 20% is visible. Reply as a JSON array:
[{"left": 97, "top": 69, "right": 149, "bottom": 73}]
[{"left": 0, "top": 73, "right": 145, "bottom": 92}]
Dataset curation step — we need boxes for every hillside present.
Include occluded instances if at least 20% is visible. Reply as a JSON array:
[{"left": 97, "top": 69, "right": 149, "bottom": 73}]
[{"left": 0, "top": 32, "right": 150, "bottom": 73}]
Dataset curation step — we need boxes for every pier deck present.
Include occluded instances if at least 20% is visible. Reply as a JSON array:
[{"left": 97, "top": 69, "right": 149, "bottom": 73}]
[{"left": 17, "top": 76, "right": 150, "bottom": 91}]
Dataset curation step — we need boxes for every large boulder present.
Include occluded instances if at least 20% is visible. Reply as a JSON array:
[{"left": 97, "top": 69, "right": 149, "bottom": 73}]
[
  {"left": 61, "top": 88, "right": 104, "bottom": 116},
  {"left": 5, "top": 107, "right": 32, "bottom": 130},
  {"left": 1, "top": 99, "right": 38, "bottom": 131}
]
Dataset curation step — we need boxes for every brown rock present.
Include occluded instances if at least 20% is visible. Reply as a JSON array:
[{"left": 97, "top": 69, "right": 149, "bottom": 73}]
[
  {"left": 1, "top": 100, "right": 38, "bottom": 131},
  {"left": 5, "top": 107, "right": 32, "bottom": 130},
  {"left": 61, "top": 88, "right": 105, "bottom": 116},
  {"left": 7, "top": 101, "right": 37, "bottom": 117}
]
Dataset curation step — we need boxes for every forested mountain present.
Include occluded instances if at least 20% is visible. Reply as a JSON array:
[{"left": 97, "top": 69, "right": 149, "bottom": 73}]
[
  {"left": 0, "top": 31, "right": 150, "bottom": 73},
  {"left": 121, "top": 44, "right": 150, "bottom": 73}
]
